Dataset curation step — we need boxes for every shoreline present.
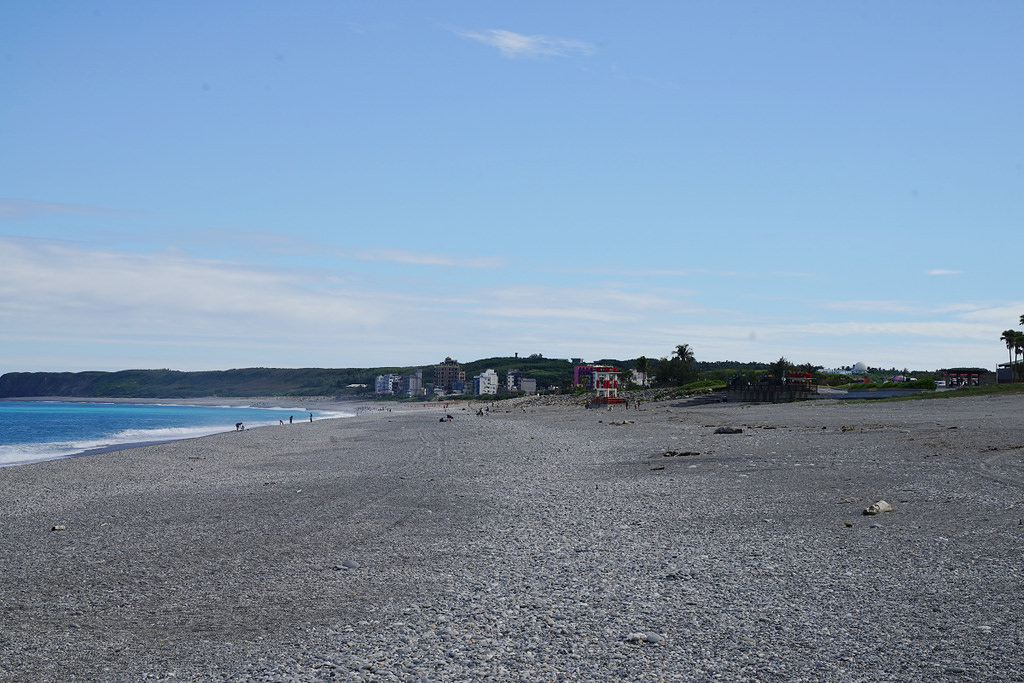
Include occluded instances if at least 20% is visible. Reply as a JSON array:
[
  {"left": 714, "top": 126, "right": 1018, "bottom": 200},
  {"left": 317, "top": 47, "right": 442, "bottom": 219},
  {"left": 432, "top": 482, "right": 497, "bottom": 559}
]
[
  {"left": 0, "top": 394, "right": 359, "bottom": 410},
  {"left": 0, "top": 398, "right": 363, "bottom": 469},
  {"left": 1, "top": 393, "right": 1022, "bottom": 680}
]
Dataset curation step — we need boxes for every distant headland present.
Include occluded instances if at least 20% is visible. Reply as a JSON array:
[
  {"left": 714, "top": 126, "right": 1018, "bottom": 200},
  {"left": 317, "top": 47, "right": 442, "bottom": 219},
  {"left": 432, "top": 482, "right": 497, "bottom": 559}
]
[{"left": 0, "top": 350, "right": 983, "bottom": 400}]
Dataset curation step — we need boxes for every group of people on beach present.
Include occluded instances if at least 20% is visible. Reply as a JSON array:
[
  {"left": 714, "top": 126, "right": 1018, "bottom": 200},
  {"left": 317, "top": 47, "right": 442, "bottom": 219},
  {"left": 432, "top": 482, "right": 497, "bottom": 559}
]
[{"left": 240, "top": 413, "right": 314, "bottom": 430}]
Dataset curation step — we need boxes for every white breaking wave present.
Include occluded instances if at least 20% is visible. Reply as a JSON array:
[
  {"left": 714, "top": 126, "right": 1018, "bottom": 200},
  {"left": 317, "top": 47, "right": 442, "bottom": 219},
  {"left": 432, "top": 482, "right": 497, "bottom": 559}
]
[
  {"left": 0, "top": 411, "right": 355, "bottom": 467},
  {"left": 0, "top": 424, "right": 230, "bottom": 467}
]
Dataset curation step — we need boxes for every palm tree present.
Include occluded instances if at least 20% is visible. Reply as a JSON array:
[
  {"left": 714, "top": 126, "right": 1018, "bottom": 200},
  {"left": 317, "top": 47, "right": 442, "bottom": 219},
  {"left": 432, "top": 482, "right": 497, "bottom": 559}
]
[
  {"left": 655, "top": 344, "right": 697, "bottom": 386},
  {"left": 674, "top": 344, "right": 696, "bottom": 382},
  {"left": 1015, "top": 331, "right": 1024, "bottom": 382},
  {"left": 1001, "top": 329, "right": 1017, "bottom": 368},
  {"left": 634, "top": 356, "right": 651, "bottom": 386},
  {"left": 674, "top": 344, "right": 695, "bottom": 366}
]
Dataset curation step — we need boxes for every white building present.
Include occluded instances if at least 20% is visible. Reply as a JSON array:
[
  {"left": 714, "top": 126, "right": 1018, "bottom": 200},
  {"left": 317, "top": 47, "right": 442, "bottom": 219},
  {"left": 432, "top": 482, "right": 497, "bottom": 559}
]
[
  {"left": 474, "top": 369, "right": 499, "bottom": 395},
  {"left": 374, "top": 374, "right": 402, "bottom": 395},
  {"left": 506, "top": 369, "right": 538, "bottom": 394},
  {"left": 630, "top": 369, "right": 650, "bottom": 387}
]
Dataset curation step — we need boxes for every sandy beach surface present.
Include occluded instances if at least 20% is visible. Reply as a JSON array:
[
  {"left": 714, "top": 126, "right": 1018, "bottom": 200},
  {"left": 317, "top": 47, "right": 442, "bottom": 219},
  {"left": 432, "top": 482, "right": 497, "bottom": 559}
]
[{"left": 1, "top": 394, "right": 1022, "bottom": 682}]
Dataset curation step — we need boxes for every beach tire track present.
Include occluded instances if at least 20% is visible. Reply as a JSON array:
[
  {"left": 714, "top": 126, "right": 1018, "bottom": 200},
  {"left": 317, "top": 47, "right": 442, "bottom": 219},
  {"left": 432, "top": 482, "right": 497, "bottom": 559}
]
[{"left": 975, "top": 446, "right": 1024, "bottom": 488}]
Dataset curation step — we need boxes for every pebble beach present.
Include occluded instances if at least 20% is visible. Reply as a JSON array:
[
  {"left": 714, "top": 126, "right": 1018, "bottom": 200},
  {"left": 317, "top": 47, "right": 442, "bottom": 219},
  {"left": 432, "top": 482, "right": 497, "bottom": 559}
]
[{"left": 1, "top": 393, "right": 1022, "bottom": 682}]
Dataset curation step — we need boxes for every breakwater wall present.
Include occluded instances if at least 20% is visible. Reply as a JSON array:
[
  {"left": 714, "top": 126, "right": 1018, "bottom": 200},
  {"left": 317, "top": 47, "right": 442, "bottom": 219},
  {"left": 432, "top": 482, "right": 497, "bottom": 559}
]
[{"left": 726, "top": 385, "right": 816, "bottom": 403}]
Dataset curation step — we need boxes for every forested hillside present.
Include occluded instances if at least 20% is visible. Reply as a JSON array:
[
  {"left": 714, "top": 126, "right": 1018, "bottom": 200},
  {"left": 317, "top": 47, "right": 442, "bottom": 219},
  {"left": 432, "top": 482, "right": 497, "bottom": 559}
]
[
  {"left": 0, "top": 357, "right": 583, "bottom": 398},
  {"left": 1, "top": 354, "right": 875, "bottom": 399},
  {"left": 0, "top": 367, "right": 412, "bottom": 398}
]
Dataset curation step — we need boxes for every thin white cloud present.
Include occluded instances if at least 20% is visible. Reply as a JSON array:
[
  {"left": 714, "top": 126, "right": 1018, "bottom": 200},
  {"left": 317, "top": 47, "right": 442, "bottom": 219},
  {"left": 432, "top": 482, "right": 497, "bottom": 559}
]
[
  {"left": 821, "top": 299, "right": 917, "bottom": 313},
  {"left": 0, "top": 198, "right": 141, "bottom": 219},
  {"left": 932, "top": 302, "right": 986, "bottom": 314},
  {"left": 781, "top": 320, "right": 998, "bottom": 342},
  {"left": 817, "top": 299, "right": 1022, "bottom": 323},
  {"left": 486, "top": 305, "right": 622, "bottom": 323},
  {"left": 454, "top": 28, "right": 596, "bottom": 59},
  {"left": 957, "top": 303, "right": 1024, "bottom": 325},
  {"left": 928, "top": 269, "right": 962, "bottom": 276},
  {"left": 474, "top": 284, "right": 682, "bottom": 323},
  {"left": 558, "top": 265, "right": 817, "bottom": 280},
  {"left": 0, "top": 236, "right": 1015, "bottom": 372},
  {"left": 352, "top": 247, "right": 502, "bottom": 269},
  {"left": 196, "top": 240, "right": 504, "bottom": 270},
  {"left": 0, "top": 237, "right": 383, "bottom": 337}
]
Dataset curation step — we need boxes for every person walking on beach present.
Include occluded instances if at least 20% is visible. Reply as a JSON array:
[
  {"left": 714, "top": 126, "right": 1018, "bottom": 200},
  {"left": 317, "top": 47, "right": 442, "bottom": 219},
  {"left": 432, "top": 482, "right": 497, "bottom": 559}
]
[
  {"left": 309, "top": 413, "right": 313, "bottom": 422},
  {"left": 289, "top": 415, "right": 293, "bottom": 424}
]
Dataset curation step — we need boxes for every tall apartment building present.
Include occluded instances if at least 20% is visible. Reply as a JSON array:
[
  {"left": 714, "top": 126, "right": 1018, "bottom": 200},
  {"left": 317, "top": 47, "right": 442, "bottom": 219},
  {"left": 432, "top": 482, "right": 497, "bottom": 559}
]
[
  {"left": 401, "top": 369, "right": 423, "bottom": 397},
  {"left": 434, "top": 357, "right": 466, "bottom": 393},
  {"left": 374, "top": 373, "right": 402, "bottom": 395},
  {"left": 474, "top": 369, "right": 499, "bottom": 395}
]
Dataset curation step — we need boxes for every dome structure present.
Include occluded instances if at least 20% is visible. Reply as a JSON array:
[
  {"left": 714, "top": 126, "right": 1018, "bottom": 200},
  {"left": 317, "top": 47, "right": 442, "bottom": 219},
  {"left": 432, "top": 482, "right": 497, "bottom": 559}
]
[{"left": 852, "top": 361, "right": 868, "bottom": 374}]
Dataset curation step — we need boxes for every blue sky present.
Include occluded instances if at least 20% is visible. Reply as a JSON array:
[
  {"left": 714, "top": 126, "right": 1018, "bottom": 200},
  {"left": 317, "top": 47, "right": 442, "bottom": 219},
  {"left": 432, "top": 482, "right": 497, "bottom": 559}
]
[{"left": 2, "top": 2, "right": 1021, "bottom": 373}]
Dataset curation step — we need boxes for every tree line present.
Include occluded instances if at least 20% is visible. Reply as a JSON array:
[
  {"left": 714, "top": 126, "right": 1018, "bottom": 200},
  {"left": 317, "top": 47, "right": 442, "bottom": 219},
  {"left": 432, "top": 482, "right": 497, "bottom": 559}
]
[
  {"left": 1000, "top": 314, "right": 1024, "bottom": 381},
  {"left": 6, "top": 334, "right": 1002, "bottom": 399}
]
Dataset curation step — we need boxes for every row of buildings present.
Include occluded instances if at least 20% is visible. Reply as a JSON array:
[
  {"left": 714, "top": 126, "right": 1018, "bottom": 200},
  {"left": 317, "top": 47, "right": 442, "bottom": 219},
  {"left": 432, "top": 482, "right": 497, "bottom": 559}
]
[{"left": 375, "top": 357, "right": 538, "bottom": 397}]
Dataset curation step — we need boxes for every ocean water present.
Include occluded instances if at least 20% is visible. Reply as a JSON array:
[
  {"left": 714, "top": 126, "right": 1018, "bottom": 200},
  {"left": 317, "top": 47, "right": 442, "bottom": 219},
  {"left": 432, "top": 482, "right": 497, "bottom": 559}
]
[{"left": 0, "top": 400, "right": 353, "bottom": 467}]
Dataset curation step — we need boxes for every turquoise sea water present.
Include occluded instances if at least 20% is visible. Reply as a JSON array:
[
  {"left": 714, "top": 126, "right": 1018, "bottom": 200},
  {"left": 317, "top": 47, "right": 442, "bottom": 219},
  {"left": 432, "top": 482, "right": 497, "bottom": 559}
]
[{"left": 0, "top": 401, "right": 353, "bottom": 467}]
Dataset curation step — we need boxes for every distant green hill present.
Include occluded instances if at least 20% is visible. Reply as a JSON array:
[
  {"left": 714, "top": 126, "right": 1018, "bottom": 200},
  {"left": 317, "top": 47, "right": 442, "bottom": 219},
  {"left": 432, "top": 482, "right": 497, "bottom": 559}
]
[
  {"left": 0, "top": 359, "right": 580, "bottom": 398},
  {"left": 0, "top": 367, "right": 412, "bottom": 398},
  {"left": 0, "top": 356, "right": 944, "bottom": 399}
]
